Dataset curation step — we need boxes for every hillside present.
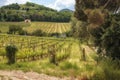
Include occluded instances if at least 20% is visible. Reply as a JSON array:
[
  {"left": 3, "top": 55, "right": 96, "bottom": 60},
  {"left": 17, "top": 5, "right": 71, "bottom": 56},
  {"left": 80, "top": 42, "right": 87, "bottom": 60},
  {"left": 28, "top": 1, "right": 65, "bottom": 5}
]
[
  {"left": 60, "top": 9, "right": 73, "bottom": 12},
  {"left": 0, "top": 2, "right": 72, "bottom": 22}
]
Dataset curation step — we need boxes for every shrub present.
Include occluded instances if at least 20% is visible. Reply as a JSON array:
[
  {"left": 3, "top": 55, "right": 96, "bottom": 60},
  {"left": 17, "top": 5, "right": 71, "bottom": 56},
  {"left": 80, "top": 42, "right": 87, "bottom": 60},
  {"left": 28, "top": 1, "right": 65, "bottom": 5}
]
[
  {"left": 18, "top": 29, "right": 28, "bottom": 35},
  {"left": 60, "top": 61, "right": 79, "bottom": 70},
  {"left": 8, "top": 25, "right": 22, "bottom": 34},
  {"left": 48, "top": 47, "right": 57, "bottom": 65},
  {"left": 90, "top": 58, "right": 120, "bottom": 80},
  {"left": 32, "top": 29, "right": 46, "bottom": 36},
  {"left": 50, "top": 33, "right": 60, "bottom": 37},
  {"left": 5, "top": 44, "right": 18, "bottom": 64}
]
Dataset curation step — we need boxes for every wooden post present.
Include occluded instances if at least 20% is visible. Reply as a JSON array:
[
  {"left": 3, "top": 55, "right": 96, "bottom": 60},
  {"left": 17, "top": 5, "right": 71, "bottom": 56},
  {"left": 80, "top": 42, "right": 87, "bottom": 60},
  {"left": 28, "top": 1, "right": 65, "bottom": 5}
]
[{"left": 82, "top": 48, "right": 86, "bottom": 61}]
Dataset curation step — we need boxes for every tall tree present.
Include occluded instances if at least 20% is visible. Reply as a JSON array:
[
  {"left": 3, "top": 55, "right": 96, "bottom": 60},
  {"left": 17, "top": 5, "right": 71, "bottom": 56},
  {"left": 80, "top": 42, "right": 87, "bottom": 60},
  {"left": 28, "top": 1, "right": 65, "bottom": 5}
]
[{"left": 74, "top": 0, "right": 120, "bottom": 59}]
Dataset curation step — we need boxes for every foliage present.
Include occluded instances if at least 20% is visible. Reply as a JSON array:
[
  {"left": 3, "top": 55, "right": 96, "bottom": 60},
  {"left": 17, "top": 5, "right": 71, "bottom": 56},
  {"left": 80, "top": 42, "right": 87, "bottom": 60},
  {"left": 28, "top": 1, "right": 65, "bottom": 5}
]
[
  {"left": 18, "top": 29, "right": 28, "bottom": 35},
  {"left": 5, "top": 44, "right": 18, "bottom": 64},
  {"left": 0, "top": 22, "right": 30, "bottom": 33},
  {"left": 60, "top": 61, "right": 79, "bottom": 70},
  {"left": 90, "top": 13, "right": 120, "bottom": 59},
  {"left": 1, "top": 3, "right": 20, "bottom": 10},
  {"left": 74, "top": 0, "right": 120, "bottom": 59},
  {"left": 31, "top": 29, "right": 46, "bottom": 37},
  {"left": 50, "top": 33, "right": 60, "bottom": 37},
  {"left": 70, "top": 17, "right": 90, "bottom": 42},
  {"left": 90, "top": 58, "right": 120, "bottom": 80},
  {"left": 0, "top": 2, "right": 72, "bottom": 22},
  {"left": 8, "top": 25, "right": 22, "bottom": 34}
]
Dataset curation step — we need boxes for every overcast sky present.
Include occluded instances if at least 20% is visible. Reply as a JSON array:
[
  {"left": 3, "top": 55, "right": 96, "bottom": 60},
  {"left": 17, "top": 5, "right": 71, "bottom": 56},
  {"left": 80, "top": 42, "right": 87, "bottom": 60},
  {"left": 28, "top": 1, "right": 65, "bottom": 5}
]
[{"left": 0, "top": 0, "right": 75, "bottom": 10}]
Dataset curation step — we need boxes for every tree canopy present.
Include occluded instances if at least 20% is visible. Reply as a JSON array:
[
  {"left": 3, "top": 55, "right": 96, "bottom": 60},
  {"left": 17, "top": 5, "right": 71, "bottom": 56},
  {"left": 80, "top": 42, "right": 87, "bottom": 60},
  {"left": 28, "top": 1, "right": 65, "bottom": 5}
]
[{"left": 74, "top": 0, "right": 120, "bottom": 59}]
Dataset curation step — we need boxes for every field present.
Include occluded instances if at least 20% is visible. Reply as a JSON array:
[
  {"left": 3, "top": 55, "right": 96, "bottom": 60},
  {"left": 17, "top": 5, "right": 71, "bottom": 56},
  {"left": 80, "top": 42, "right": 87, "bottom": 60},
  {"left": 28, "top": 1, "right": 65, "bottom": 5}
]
[
  {"left": 24, "top": 22, "right": 71, "bottom": 33},
  {"left": 0, "top": 22, "right": 120, "bottom": 79},
  {"left": 0, "top": 22, "right": 98, "bottom": 78},
  {"left": 0, "top": 34, "right": 97, "bottom": 78},
  {"left": 0, "top": 22, "right": 71, "bottom": 34},
  {"left": 0, "top": 22, "right": 30, "bottom": 33}
]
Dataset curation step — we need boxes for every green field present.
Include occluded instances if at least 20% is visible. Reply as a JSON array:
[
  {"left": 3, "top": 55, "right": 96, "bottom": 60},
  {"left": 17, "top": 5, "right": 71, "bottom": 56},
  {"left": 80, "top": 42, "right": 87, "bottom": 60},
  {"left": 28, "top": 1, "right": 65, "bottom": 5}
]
[
  {"left": 0, "top": 22, "right": 119, "bottom": 79},
  {"left": 0, "top": 22, "right": 71, "bottom": 34},
  {"left": 0, "top": 34, "right": 98, "bottom": 77}
]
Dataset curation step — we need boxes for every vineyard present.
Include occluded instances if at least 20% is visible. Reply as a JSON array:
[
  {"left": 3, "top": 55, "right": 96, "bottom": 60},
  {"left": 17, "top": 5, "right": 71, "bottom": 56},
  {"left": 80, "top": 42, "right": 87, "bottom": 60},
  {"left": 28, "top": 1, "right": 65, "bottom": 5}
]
[
  {"left": 0, "top": 34, "right": 73, "bottom": 62},
  {"left": 24, "top": 22, "right": 71, "bottom": 34},
  {"left": 0, "top": 22, "right": 71, "bottom": 34},
  {"left": 0, "top": 22, "right": 30, "bottom": 33},
  {"left": 0, "top": 34, "right": 96, "bottom": 77},
  {"left": 0, "top": 0, "right": 119, "bottom": 79}
]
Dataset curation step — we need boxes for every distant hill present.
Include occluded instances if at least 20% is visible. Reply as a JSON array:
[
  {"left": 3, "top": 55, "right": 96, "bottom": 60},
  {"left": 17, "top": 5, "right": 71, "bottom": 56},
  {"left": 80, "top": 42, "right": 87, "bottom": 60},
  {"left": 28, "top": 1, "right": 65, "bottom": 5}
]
[
  {"left": 1, "top": 2, "right": 56, "bottom": 11},
  {"left": 60, "top": 9, "right": 73, "bottom": 12},
  {"left": 0, "top": 2, "right": 73, "bottom": 22}
]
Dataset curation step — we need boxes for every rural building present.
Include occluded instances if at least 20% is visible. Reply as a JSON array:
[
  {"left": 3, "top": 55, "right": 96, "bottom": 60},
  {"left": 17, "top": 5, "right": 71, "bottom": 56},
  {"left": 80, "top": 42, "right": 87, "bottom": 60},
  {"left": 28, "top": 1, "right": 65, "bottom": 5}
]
[{"left": 24, "top": 19, "right": 31, "bottom": 23}]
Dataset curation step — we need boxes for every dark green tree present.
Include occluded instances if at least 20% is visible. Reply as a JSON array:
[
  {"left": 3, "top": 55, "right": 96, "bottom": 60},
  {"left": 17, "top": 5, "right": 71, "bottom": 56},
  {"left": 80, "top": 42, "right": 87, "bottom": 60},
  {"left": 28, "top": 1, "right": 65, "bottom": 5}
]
[{"left": 6, "top": 44, "right": 18, "bottom": 64}]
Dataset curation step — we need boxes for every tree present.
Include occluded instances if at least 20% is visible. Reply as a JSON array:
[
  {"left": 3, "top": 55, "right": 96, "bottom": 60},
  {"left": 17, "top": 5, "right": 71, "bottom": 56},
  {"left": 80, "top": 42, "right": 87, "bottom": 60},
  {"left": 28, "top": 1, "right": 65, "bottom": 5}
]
[
  {"left": 8, "top": 25, "right": 22, "bottom": 34},
  {"left": 74, "top": 0, "right": 120, "bottom": 23},
  {"left": 6, "top": 44, "right": 18, "bottom": 64},
  {"left": 32, "top": 29, "right": 46, "bottom": 36},
  {"left": 74, "top": 0, "right": 120, "bottom": 59},
  {"left": 71, "top": 17, "right": 90, "bottom": 42},
  {"left": 2, "top": 3, "right": 20, "bottom": 10}
]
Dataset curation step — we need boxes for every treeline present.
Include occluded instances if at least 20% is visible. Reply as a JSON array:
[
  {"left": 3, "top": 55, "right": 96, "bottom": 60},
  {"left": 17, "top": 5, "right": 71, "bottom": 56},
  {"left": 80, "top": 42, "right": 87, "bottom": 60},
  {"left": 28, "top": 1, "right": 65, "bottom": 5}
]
[{"left": 0, "top": 2, "right": 72, "bottom": 22}]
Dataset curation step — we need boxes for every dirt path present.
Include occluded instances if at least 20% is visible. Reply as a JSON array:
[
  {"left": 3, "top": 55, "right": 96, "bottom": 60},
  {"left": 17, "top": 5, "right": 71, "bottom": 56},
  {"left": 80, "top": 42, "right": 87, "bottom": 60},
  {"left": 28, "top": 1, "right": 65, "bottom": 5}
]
[{"left": 0, "top": 70, "right": 70, "bottom": 80}]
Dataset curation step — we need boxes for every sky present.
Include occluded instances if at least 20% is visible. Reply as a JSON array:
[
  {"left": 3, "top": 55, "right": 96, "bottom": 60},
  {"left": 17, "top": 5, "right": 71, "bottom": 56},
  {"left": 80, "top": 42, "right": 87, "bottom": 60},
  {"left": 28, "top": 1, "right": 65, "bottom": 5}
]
[{"left": 0, "top": 0, "right": 75, "bottom": 11}]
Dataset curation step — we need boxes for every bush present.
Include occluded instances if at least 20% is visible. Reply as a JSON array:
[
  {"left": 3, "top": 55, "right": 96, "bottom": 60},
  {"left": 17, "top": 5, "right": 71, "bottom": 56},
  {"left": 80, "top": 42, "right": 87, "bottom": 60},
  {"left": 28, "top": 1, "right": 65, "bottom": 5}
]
[
  {"left": 18, "top": 29, "right": 28, "bottom": 35},
  {"left": 60, "top": 61, "right": 79, "bottom": 70},
  {"left": 65, "top": 31, "right": 72, "bottom": 37},
  {"left": 32, "top": 29, "right": 46, "bottom": 36},
  {"left": 90, "top": 58, "right": 120, "bottom": 80},
  {"left": 8, "top": 25, "right": 22, "bottom": 34},
  {"left": 6, "top": 44, "right": 18, "bottom": 64}
]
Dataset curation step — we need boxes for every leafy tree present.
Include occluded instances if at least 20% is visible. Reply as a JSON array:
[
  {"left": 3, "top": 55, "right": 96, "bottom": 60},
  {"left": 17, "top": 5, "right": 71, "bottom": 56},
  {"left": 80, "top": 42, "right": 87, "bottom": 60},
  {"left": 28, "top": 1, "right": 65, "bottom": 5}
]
[
  {"left": 6, "top": 44, "right": 18, "bottom": 64},
  {"left": 71, "top": 17, "right": 90, "bottom": 42},
  {"left": 74, "top": 0, "right": 120, "bottom": 59},
  {"left": 91, "top": 14, "right": 120, "bottom": 59}
]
